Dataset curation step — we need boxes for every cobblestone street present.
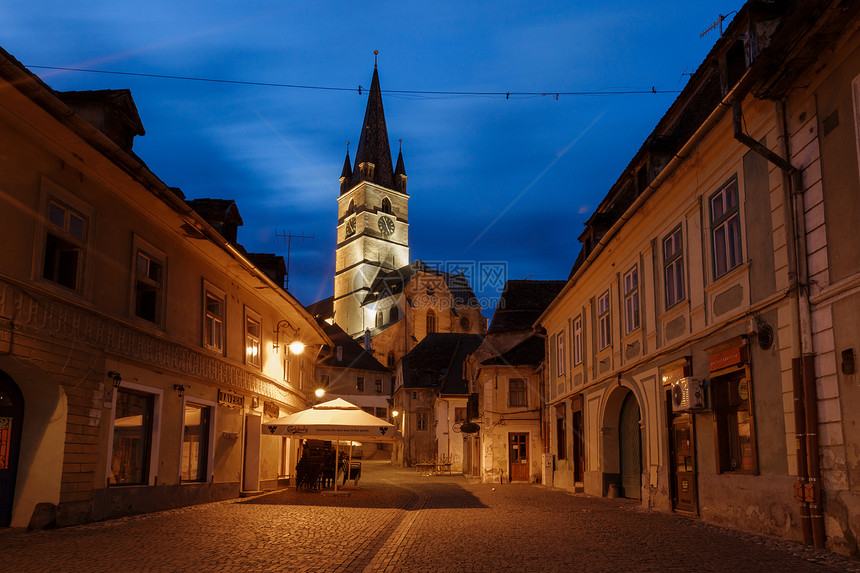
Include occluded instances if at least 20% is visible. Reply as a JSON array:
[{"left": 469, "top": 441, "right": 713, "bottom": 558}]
[{"left": 1, "top": 461, "right": 857, "bottom": 573}]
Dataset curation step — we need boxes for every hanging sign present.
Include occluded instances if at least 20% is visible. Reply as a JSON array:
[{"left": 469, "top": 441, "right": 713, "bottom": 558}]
[{"left": 218, "top": 388, "right": 244, "bottom": 409}]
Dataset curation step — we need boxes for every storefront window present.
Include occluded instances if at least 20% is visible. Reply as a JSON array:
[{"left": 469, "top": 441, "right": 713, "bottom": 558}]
[
  {"left": 181, "top": 403, "right": 210, "bottom": 482},
  {"left": 111, "top": 389, "right": 154, "bottom": 485},
  {"left": 713, "top": 374, "right": 757, "bottom": 473}
]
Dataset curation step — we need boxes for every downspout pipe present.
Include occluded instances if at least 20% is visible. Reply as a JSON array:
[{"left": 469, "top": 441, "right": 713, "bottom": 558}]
[{"left": 732, "top": 98, "right": 823, "bottom": 548}]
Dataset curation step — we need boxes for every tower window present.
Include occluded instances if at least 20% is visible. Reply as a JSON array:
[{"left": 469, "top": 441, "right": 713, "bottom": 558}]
[
  {"left": 381, "top": 197, "right": 392, "bottom": 214},
  {"left": 426, "top": 310, "right": 437, "bottom": 334},
  {"left": 347, "top": 199, "right": 355, "bottom": 215}
]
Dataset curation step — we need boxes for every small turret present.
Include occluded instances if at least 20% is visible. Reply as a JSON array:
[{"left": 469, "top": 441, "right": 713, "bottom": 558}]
[
  {"left": 339, "top": 144, "right": 353, "bottom": 195},
  {"left": 394, "top": 140, "right": 407, "bottom": 194}
]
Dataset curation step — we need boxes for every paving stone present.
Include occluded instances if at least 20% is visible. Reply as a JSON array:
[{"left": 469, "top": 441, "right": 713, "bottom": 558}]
[{"left": 0, "top": 461, "right": 856, "bottom": 572}]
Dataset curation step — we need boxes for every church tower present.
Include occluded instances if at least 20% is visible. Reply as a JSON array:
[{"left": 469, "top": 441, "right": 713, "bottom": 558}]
[{"left": 333, "top": 59, "right": 409, "bottom": 337}]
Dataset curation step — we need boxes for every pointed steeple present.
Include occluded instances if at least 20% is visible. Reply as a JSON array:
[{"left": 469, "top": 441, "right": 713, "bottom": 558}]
[
  {"left": 394, "top": 140, "right": 408, "bottom": 194},
  {"left": 339, "top": 144, "right": 353, "bottom": 195},
  {"left": 352, "top": 53, "right": 395, "bottom": 189}
]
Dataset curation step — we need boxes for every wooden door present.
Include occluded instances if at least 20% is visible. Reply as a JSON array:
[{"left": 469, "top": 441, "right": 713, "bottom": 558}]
[
  {"left": 0, "top": 371, "right": 24, "bottom": 527},
  {"left": 670, "top": 414, "right": 697, "bottom": 512},
  {"left": 572, "top": 410, "right": 584, "bottom": 483},
  {"left": 509, "top": 433, "right": 529, "bottom": 482},
  {"left": 619, "top": 393, "right": 641, "bottom": 499}
]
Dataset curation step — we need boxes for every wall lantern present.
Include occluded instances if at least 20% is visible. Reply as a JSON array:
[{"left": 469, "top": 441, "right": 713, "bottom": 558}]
[
  {"left": 173, "top": 384, "right": 186, "bottom": 397},
  {"left": 107, "top": 370, "right": 122, "bottom": 388},
  {"left": 273, "top": 319, "right": 304, "bottom": 354}
]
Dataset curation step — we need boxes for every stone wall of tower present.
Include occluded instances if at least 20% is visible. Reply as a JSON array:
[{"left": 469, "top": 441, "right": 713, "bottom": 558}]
[{"left": 334, "top": 181, "right": 409, "bottom": 336}]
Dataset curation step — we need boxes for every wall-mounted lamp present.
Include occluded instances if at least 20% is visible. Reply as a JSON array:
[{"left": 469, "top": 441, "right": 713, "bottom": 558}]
[
  {"left": 107, "top": 371, "right": 122, "bottom": 388},
  {"left": 314, "top": 388, "right": 326, "bottom": 399},
  {"left": 273, "top": 319, "right": 304, "bottom": 354},
  {"left": 173, "top": 384, "right": 186, "bottom": 397}
]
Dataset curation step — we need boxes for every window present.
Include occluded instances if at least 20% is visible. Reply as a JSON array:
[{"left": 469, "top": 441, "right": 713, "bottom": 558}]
[
  {"left": 509, "top": 378, "right": 527, "bottom": 407},
  {"left": 203, "top": 288, "right": 225, "bottom": 352},
  {"left": 283, "top": 354, "right": 291, "bottom": 384},
  {"left": 713, "top": 374, "right": 757, "bottom": 473},
  {"left": 320, "top": 374, "right": 330, "bottom": 388},
  {"left": 389, "top": 306, "right": 399, "bottom": 323},
  {"left": 347, "top": 199, "right": 355, "bottom": 215},
  {"left": 181, "top": 403, "right": 211, "bottom": 482},
  {"left": 663, "top": 226, "right": 685, "bottom": 308},
  {"left": 43, "top": 199, "right": 87, "bottom": 291},
  {"left": 710, "top": 178, "right": 742, "bottom": 279},
  {"left": 556, "top": 332, "right": 565, "bottom": 377},
  {"left": 134, "top": 248, "right": 164, "bottom": 325},
  {"left": 375, "top": 310, "right": 384, "bottom": 328},
  {"left": 299, "top": 358, "right": 305, "bottom": 390},
  {"left": 412, "top": 391, "right": 418, "bottom": 400},
  {"left": 362, "top": 406, "right": 374, "bottom": 415},
  {"left": 375, "top": 379, "right": 382, "bottom": 393},
  {"left": 623, "top": 266, "right": 640, "bottom": 334},
  {"left": 245, "top": 313, "right": 261, "bottom": 368},
  {"left": 416, "top": 412, "right": 428, "bottom": 431},
  {"left": 110, "top": 389, "right": 155, "bottom": 485},
  {"left": 455, "top": 407, "right": 466, "bottom": 423},
  {"left": 375, "top": 407, "right": 387, "bottom": 419},
  {"left": 381, "top": 197, "right": 392, "bottom": 214},
  {"left": 357, "top": 377, "right": 365, "bottom": 391},
  {"left": 598, "top": 290, "right": 611, "bottom": 350},
  {"left": 426, "top": 310, "right": 436, "bottom": 334},
  {"left": 573, "top": 316, "right": 583, "bottom": 366},
  {"left": 387, "top": 352, "right": 396, "bottom": 368}
]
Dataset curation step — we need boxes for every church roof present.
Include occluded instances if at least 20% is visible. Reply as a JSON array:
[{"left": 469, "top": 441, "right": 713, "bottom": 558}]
[
  {"left": 363, "top": 260, "right": 480, "bottom": 307},
  {"left": 349, "top": 64, "right": 396, "bottom": 191},
  {"left": 487, "top": 280, "right": 566, "bottom": 334},
  {"left": 306, "top": 296, "right": 334, "bottom": 322},
  {"left": 401, "top": 333, "right": 483, "bottom": 394}
]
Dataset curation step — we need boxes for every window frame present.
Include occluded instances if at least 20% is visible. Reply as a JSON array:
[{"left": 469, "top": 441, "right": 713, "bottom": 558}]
[
  {"left": 426, "top": 309, "right": 437, "bottom": 334},
  {"left": 572, "top": 316, "right": 583, "bottom": 366},
  {"left": 131, "top": 237, "right": 167, "bottom": 327},
  {"left": 416, "top": 411, "right": 428, "bottom": 431},
  {"left": 107, "top": 381, "right": 162, "bottom": 487},
  {"left": 597, "top": 290, "right": 611, "bottom": 350},
  {"left": 244, "top": 308, "right": 262, "bottom": 369},
  {"left": 556, "top": 331, "right": 566, "bottom": 377},
  {"left": 509, "top": 378, "right": 528, "bottom": 408},
  {"left": 623, "top": 265, "right": 640, "bottom": 335},
  {"left": 179, "top": 398, "right": 216, "bottom": 483},
  {"left": 357, "top": 376, "right": 365, "bottom": 392},
  {"left": 712, "top": 370, "right": 758, "bottom": 474},
  {"left": 202, "top": 281, "right": 226, "bottom": 354},
  {"left": 663, "top": 225, "right": 686, "bottom": 309},
  {"left": 709, "top": 177, "right": 743, "bottom": 280},
  {"left": 37, "top": 181, "right": 94, "bottom": 296}
]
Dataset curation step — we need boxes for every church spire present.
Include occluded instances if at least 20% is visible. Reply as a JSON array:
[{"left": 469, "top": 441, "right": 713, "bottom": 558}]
[
  {"left": 339, "top": 142, "right": 352, "bottom": 194},
  {"left": 394, "top": 139, "right": 408, "bottom": 194},
  {"left": 352, "top": 51, "right": 395, "bottom": 189}
]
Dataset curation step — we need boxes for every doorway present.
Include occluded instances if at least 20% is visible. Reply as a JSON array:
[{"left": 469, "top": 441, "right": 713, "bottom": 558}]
[
  {"left": 0, "top": 371, "right": 24, "bottom": 527},
  {"left": 670, "top": 413, "right": 697, "bottom": 512},
  {"left": 572, "top": 409, "right": 584, "bottom": 483},
  {"left": 509, "top": 433, "right": 529, "bottom": 482},
  {"left": 618, "top": 393, "right": 641, "bottom": 499}
]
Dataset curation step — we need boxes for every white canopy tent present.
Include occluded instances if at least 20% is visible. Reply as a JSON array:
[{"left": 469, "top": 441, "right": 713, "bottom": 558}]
[{"left": 263, "top": 398, "right": 397, "bottom": 493}]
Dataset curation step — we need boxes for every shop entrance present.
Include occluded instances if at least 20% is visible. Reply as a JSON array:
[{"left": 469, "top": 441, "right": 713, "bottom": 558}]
[
  {"left": 0, "top": 371, "right": 24, "bottom": 527},
  {"left": 509, "top": 433, "right": 529, "bottom": 482},
  {"left": 670, "top": 413, "right": 697, "bottom": 512},
  {"left": 619, "top": 393, "right": 641, "bottom": 499}
]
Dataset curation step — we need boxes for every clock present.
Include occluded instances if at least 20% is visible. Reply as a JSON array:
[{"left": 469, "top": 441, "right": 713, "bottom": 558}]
[
  {"left": 378, "top": 215, "right": 395, "bottom": 237},
  {"left": 345, "top": 218, "right": 356, "bottom": 238}
]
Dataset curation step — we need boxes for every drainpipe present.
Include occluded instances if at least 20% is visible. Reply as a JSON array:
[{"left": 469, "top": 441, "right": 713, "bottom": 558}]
[{"left": 732, "top": 99, "right": 823, "bottom": 548}]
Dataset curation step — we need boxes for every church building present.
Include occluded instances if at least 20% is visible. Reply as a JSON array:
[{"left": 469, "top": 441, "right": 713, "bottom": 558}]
[{"left": 314, "top": 59, "right": 486, "bottom": 368}]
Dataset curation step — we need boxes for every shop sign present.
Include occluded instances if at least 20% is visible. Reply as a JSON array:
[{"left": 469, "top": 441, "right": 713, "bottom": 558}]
[
  {"left": 661, "top": 366, "right": 686, "bottom": 387},
  {"left": 264, "top": 401, "right": 280, "bottom": 419},
  {"left": 709, "top": 346, "right": 746, "bottom": 372},
  {"left": 218, "top": 388, "right": 244, "bottom": 409}
]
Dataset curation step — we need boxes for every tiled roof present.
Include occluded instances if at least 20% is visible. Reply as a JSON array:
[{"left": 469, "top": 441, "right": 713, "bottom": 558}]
[
  {"left": 487, "top": 280, "right": 566, "bottom": 334},
  {"left": 363, "top": 260, "right": 480, "bottom": 307},
  {"left": 186, "top": 198, "right": 244, "bottom": 227},
  {"left": 306, "top": 297, "right": 334, "bottom": 322},
  {"left": 401, "top": 333, "right": 483, "bottom": 393},
  {"left": 481, "top": 335, "right": 545, "bottom": 367},
  {"left": 318, "top": 321, "right": 391, "bottom": 374}
]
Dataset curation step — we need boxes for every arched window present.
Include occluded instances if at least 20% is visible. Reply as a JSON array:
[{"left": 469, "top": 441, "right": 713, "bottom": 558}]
[
  {"left": 381, "top": 197, "right": 392, "bottom": 214},
  {"left": 387, "top": 352, "right": 395, "bottom": 368},
  {"left": 389, "top": 305, "right": 399, "bottom": 323},
  {"left": 347, "top": 199, "right": 355, "bottom": 216},
  {"left": 426, "top": 310, "right": 436, "bottom": 334},
  {"left": 375, "top": 310, "right": 384, "bottom": 328}
]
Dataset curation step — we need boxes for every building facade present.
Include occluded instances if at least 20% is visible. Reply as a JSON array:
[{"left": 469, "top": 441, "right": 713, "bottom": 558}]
[
  {"left": 0, "top": 47, "right": 329, "bottom": 528},
  {"left": 538, "top": 0, "right": 860, "bottom": 556}
]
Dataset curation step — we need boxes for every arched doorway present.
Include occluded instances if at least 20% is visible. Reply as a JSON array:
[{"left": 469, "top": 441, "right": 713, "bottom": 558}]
[
  {"left": 618, "top": 392, "right": 642, "bottom": 499},
  {"left": 0, "top": 370, "right": 24, "bottom": 527}
]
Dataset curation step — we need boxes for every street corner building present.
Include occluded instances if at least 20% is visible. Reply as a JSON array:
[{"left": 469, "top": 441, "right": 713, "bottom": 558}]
[
  {"left": 0, "top": 47, "right": 332, "bottom": 528},
  {"left": 537, "top": 1, "right": 860, "bottom": 556}
]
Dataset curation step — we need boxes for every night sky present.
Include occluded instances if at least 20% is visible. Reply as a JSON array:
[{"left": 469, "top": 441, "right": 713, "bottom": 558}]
[{"left": 3, "top": 1, "right": 744, "bottom": 314}]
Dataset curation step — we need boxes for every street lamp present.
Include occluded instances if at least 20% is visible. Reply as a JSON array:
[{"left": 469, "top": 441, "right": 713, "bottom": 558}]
[{"left": 314, "top": 388, "right": 326, "bottom": 399}]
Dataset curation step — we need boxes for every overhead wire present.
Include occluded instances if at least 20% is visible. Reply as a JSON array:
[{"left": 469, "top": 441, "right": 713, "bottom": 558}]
[{"left": 27, "top": 65, "right": 682, "bottom": 99}]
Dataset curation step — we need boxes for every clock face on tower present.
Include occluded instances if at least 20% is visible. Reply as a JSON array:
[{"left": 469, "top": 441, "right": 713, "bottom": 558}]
[{"left": 378, "top": 215, "right": 395, "bottom": 237}]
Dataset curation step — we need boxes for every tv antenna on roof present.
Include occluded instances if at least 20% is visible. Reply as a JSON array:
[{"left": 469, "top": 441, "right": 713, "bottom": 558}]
[
  {"left": 276, "top": 230, "right": 314, "bottom": 291},
  {"left": 700, "top": 11, "right": 737, "bottom": 39}
]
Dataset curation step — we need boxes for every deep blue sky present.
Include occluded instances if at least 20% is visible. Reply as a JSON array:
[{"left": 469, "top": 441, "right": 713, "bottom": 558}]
[{"left": 3, "top": 1, "right": 744, "bottom": 313}]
